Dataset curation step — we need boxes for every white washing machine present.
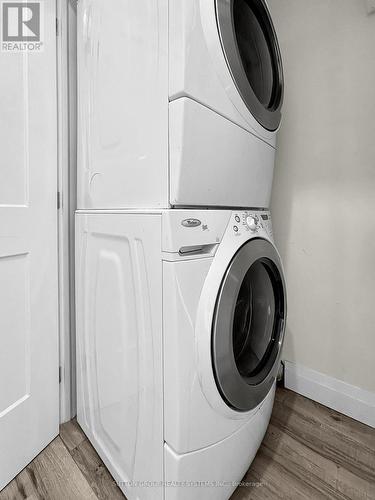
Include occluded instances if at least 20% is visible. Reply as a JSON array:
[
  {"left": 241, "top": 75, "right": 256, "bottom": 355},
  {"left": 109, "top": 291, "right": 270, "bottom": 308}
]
[
  {"left": 77, "top": 0, "right": 284, "bottom": 209},
  {"left": 76, "top": 209, "right": 287, "bottom": 500}
]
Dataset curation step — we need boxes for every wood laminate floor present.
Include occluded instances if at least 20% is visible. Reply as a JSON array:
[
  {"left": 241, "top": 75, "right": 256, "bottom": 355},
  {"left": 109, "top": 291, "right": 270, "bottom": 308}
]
[{"left": 1, "top": 388, "right": 375, "bottom": 500}]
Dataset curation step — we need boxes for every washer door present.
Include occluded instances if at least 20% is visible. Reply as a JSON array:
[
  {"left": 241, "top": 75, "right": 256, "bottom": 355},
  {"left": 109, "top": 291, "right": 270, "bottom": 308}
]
[
  {"left": 216, "top": 0, "right": 283, "bottom": 131},
  {"left": 212, "top": 238, "right": 286, "bottom": 411}
]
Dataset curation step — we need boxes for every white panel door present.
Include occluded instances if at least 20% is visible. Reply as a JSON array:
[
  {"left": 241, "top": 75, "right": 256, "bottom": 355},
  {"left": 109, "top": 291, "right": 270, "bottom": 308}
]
[{"left": 0, "top": 0, "right": 59, "bottom": 490}]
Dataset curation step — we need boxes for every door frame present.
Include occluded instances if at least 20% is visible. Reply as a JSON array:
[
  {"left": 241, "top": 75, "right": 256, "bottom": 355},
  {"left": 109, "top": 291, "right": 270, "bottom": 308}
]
[{"left": 57, "top": 0, "right": 77, "bottom": 423}]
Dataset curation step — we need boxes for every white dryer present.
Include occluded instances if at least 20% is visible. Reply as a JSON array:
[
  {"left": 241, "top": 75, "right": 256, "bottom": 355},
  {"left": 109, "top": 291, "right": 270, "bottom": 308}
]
[
  {"left": 76, "top": 209, "right": 287, "bottom": 500},
  {"left": 170, "top": 0, "right": 284, "bottom": 140},
  {"left": 77, "top": 0, "right": 283, "bottom": 210}
]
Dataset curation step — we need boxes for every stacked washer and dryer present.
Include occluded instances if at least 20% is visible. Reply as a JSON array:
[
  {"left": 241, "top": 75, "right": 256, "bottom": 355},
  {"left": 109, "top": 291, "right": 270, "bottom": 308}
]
[{"left": 75, "top": 1, "right": 287, "bottom": 500}]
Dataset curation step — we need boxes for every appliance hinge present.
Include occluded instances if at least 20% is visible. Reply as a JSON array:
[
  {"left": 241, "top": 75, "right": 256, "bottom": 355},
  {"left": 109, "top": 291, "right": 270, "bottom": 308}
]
[
  {"left": 57, "top": 191, "right": 62, "bottom": 210},
  {"left": 59, "top": 366, "right": 62, "bottom": 384}
]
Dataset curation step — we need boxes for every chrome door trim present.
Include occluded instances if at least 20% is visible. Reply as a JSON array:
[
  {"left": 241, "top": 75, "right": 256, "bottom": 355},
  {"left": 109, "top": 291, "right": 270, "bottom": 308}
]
[
  {"left": 212, "top": 238, "right": 286, "bottom": 412},
  {"left": 215, "top": 0, "right": 284, "bottom": 131}
]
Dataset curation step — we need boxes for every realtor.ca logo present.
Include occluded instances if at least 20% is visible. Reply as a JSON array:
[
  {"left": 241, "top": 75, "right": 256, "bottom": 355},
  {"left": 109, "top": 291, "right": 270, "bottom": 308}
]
[{"left": 1, "top": 1, "right": 44, "bottom": 52}]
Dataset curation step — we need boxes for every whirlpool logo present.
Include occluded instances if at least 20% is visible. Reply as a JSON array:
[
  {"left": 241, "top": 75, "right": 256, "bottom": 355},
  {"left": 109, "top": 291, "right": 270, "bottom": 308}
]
[
  {"left": 181, "top": 219, "right": 202, "bottom": 228},
  {"left": 1, "top": 1, "right": 44, "bottom": 52}
]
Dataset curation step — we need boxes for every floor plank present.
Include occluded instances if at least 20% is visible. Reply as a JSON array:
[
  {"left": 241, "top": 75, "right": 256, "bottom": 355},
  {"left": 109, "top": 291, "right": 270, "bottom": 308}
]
[
  {"left": 59, "top": 419, "right": 86, "bottom": 453},
  {"left": 230, "top": 389, "right": 375, "bottom": 500},
  {"left": 2, "top": 388, "right": 375, "bottom": 500},
  {"left": 271, "top": 390, "right": 375, "bottom": 485},
  {"left": 70, "top": 438, "right": 126, "bottom": 500},
  {"left": 0, "top": 437, "right": 97, "bottom": 500},
  {"left": 60, "top": 418, "right": 125, "bottom": 499}
]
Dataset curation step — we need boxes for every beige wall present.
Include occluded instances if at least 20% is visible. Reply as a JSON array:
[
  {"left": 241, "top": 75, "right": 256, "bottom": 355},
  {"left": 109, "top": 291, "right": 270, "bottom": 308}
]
[{"left": 268, "top": 0, "right": 375, "bottom": 392}]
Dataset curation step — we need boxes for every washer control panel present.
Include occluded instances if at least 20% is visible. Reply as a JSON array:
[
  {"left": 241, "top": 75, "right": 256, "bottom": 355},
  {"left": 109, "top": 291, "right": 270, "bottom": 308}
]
[{"left": 231, "top": 211, "right": 273, "bottom": 239}]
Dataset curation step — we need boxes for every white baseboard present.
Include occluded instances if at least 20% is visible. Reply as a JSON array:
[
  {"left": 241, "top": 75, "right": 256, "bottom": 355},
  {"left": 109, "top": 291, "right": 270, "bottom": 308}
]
[{"left": 284, "top": 361, "right": 375, "bottom": 429}]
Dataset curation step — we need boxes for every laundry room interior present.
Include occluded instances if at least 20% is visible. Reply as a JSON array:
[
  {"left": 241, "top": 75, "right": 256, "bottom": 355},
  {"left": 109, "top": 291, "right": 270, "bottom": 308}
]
[{"left": 0, "top": 1, "right": 374, "bottom": 499}]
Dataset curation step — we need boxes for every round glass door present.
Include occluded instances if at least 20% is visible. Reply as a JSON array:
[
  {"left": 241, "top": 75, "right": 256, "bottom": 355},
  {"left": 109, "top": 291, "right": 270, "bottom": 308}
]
[
  {"left": 216, "top": 0, "right": 284, "bottom": 131},
  {"left": 233, "top": 260, "right": 276, "bottom": 378},
  {"left": 212, "top": 239, "right": 286, "bottom": 411}
]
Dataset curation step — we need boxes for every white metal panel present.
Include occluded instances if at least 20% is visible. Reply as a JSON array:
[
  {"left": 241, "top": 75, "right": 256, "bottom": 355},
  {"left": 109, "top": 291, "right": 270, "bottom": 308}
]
[
  {"left": 0, "top": 1, "right": 59, "bottom": 489},
  {"left": 76, "top": 213, "right": 163, "bottom": 500},
  {"left": 164, "top": 386, "right": 275, "bottom": 500},
  {"left": 169, "top": 0, "right": 251, "bottom": 133},
  {"left": 77, "top": 0, "right": 169, "bottom": 209},
  {"left": 169, "top": 0, "right": 277, "bottom": 145},
  {"left": 169, "top": 98, "right": 275, "bottom": 208},
  {"left": 162, "top": 209, "right": 230, "bottom": 253},
  {"left": 163, "top": 258, "right": 250, "bottom": 453}
]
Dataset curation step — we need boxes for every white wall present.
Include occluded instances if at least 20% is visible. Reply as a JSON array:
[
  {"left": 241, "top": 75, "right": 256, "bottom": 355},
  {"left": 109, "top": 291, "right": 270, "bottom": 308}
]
[{"left": 268, "top": 0, "right": 375, "bottom": 393}]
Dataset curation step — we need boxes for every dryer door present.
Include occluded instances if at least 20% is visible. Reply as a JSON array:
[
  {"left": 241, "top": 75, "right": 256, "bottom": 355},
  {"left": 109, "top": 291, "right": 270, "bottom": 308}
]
[
  {"left": 216, "top": 0, "right": 283, "bottom": 131},
  {"left": 212, "top": 238, "right": 286, "bottom": 411}
]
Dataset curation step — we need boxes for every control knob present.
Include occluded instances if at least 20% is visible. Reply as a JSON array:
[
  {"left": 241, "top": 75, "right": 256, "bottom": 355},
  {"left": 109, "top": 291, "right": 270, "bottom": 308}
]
[{"left": 246, "top": 215, "right": 259, "bottom": 232}]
